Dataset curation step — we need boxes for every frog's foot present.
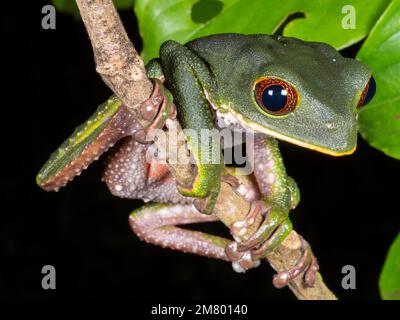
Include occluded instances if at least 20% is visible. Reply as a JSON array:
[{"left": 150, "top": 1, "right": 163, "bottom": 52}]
[
  {"left": 221, "top": 174, "right": 260, "bottom": 203},
  {"left": 223, "top": 200, "right": 271, "bottom": 272},
  {"left": 224, "top": 242, "right": 261, "bottom": 272},
  {"left": 272, "top": 235, "right": 319, "bottom": 288},
  {"left": 36, "top": 97, "right": 140, "bottom": 192},
  {"left": 231, "top": 200, "right": 271, "bottom": 242},
  {"left": 134, "top": 78, "right": 176, "bottom": 144},
  {"left": 225, "top": 200, "right": 318, "bottom": 288},
  {"left": 193, "top": 195, "right": 214, "bottom": 214},
  {"left": 189, "top": 175, "right": 240, "bottom": 214}
]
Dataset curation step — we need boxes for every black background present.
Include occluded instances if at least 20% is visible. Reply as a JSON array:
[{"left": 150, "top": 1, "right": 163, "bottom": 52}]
[{"left": 1, "top": 1, "right": 399, "bottom": 300}]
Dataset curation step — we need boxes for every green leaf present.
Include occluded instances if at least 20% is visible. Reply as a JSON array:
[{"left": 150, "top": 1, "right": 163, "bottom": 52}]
[
  {"left": 284, "top": 1, "right": 389, "bottom": 49},
  {"left": 379, "top": 233, "right": 400, "bottom": 300},
  {"left": 114, "top": 0, "right": 134, "bottom": 9},
  {"left": 52, "top": 0, "right": 78, "bottom": 14},
  {"left": 52, "top": 0, "right": 133, "bottom": 15},
  {"left": 135, "top": 0, "right": 389, "bottom": 62},
  {"left": 357, "top": 0, "right": 400, "bottom": 159}
]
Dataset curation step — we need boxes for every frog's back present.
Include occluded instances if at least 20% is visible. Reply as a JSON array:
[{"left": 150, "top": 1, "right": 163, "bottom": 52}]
[
  {"left": 185, "top": 33, "right": 342, "bottom": 73},
  {"left": 186, "top": 33, "right": 253, "bottom": 54},
  {"left": 185, "top": 33, "right": 279, "bottom": 67}
]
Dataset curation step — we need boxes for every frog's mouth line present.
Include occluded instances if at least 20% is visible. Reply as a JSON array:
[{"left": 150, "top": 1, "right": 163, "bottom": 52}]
[
  {"left": 226, "top": 108, "right": 356, "bottom": 157},
  {"left": 204, "top": 88, "right": 356, "bottom": 157}
]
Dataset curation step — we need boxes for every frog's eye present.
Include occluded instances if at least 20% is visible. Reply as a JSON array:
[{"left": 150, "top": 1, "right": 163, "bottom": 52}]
[
  {"left": 358, "top": 76, "right": 376, "bottom": 107},
  {"left": 254, "top": 78, "right": 298, "bottom": 116}
]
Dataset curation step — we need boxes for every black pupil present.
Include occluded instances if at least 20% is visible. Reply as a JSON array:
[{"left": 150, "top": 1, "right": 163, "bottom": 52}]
[
  {"left": 261, "top": 85, "right": 288, "bottom": 111},
  {"left": 363, "top": 76, "right": 376, "bottom": 105}
]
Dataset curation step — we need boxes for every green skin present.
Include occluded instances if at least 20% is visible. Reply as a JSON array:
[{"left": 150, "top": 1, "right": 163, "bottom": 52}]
[{"left": 36, "top": 34, "right": 373, "bottom": 285}]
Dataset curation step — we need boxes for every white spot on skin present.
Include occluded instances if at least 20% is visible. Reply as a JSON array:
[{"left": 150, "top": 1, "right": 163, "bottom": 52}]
[
  {"left": 233, "top": 220, "right": 245, "bottom": 228},
  {"left": 279, "top": 273, "right": 289, "bottom": 281},
  {"left": 242, "top": 251, "right": 252, "bottom": 261},
  {"left": 266, "top": 159, "right": 275, "bottom": 168},
  {"left": 236, "top": 184, "right": 248, "bottom": 196},
  {"left": 232, "top": 220, "right": 247, "bottom": 236},
  {"left": 266, "top": 173, "right": 275, "bottom": 184},
  {"left": 115, "top": 184, "right": 123, "bottom": 191},
  {"left": 326, "top": 122, "right": 335, "bottom": 129}
]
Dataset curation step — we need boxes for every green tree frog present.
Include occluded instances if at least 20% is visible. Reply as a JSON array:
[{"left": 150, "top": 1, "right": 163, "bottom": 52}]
[{"left": 36, "top": 34, "right": 376, "bottom": 288}]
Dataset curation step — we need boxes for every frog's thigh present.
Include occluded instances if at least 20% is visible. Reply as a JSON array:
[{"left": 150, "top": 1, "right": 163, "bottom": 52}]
[
  {"left": 102, "top": 137, "right": 190, "bottom": 204},
  {"left": 129, "top": 203, "right": 230, "bottom": 261}
]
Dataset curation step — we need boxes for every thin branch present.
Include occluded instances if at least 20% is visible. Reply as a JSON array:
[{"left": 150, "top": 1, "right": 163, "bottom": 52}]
[
  {"left": 76, "top": 0, "right": 152, "bottom": 115},
  {"left": 75, "top": 0, "right": 337, "bottom": 300}
]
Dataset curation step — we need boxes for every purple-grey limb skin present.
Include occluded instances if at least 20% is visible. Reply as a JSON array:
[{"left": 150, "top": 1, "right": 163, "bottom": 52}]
[{"left": 129, "top": 204, "right": 230, "bottom": 261}]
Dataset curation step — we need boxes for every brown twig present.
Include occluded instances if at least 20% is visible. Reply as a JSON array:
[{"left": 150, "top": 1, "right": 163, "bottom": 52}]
[
  {"left": 76, "top": 0, "right": 152, "bottom": 115},
  {"left": 75, "top": 0, "right": 337, "bottom": 300}
]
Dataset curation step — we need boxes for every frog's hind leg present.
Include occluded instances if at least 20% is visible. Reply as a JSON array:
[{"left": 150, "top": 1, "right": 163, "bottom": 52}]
[
  {"left": 129, "top": 204, "right": 229, "bottom": 260},
  {"left": 102, "top": 136, "right": 191, "bottom": 205},
  {"left": 37, "top": 77, "right": 171, "bottom": 192},
  {"left": 105, "top": 137, "right": 260, "bottom": 268},
  {"left": 129, "top": 203, "right": 258, "bottom": 270}
]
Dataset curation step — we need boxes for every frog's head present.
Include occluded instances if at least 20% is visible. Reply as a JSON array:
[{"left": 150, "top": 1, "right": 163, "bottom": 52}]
[{"left": 188, "top": 34, "right": 376, "bottom": 156}]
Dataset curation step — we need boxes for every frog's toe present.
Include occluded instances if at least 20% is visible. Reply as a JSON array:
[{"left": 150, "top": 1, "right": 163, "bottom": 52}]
[
  {"left": 248, "top": 219, "right": 292, "bottom": 260},
  {"left": 225, "top": 241, "right": 260, "bottom": 273},
  {"left": 134, "top": 78, "right": 176, "bottom": 144},
  {"left": 231, "top": 200, "right": 271, "bottom": 240},
  {"left": 272, "top": 235, "right": 319, "bottom": 289}
]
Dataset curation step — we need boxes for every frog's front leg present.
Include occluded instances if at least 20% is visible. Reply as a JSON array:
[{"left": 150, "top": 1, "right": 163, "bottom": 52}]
[
  {"left": 225, "top": 134, "right": 319, "bottom": 288},
  {"left": 158, "top": 41, "right": 224, "bottom": 214}
]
